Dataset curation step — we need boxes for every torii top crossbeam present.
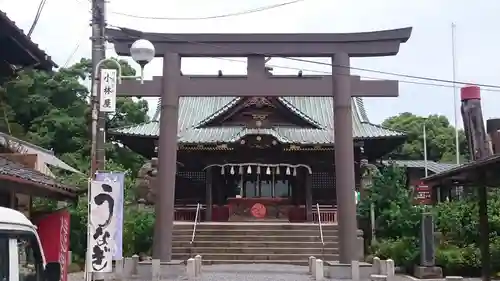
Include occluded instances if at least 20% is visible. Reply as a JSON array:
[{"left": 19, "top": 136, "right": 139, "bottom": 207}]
[
  {"left": 105, "top": 26, "right": 412, "bottom": 264},
  {"left": 107, "top": 27, "right": 412, "bottom": 57}
]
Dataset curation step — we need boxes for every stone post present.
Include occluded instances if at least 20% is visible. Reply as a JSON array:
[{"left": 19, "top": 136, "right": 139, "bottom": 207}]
[
  {"left": 386, "top": 259, "right": 395, "bottom": 278},
  {"left": 351, "top": 260, "right": 360, "bottom": 281},
  {"left": 131, "top": 254, "right": 139, "bottom": 275},
  {"left": 186, "top": 258, "right": 196, "bottom": 278},
  {"left": 379, "top": 260, "right": 387, "bottom": 275},
  {"left": 195, "top": 254, "right": 202, "bottom": 276},
  {"left": 115, "top": 259, "right": 123, "bottom": 279},
  {"left": 311, "top": 256, "right": 317, "bottom": 275},
  {"left": 309, "top": 256, "right": 316, "bottom": 274},
  {"left": 372, "top": 257, "right": 381, "bottom": 274},
  {"left": 151, "top": 259, "right": 161, "bottom": 281},
  {"left": 123, "top": 257, "right": 134, "bottom": 278},
  {"left": 314, "top": 259, "right": 324, "bottom": 281}
]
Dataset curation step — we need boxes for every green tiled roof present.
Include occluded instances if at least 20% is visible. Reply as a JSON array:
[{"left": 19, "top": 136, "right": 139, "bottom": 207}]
[
  {"left": 383, "top": 160, "right": 459, "bottom": 174},
  {"left": 110, "top": 97, "right": 406, "bottom": 144}
]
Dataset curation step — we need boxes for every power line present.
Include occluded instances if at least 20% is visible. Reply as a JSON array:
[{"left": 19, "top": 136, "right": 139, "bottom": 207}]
[
  {"left": 27, "top": 0, "right": 47, "bottom": 37},
  {"left": 283, "top": 56, "right": 500, "bottom": 90},
  {"left": 216, "top": 57, "right": 500, "bottom": 93},
  {"left": 111, "top": 26, "right": 500, "bottom": 92},
  {"left": 183, "top": 34, "right": 500, "bottom": 90},
  {"left": 62, "top": 39, "right": 83, "bottom": 68},
  {"left": 109, "top": 0, "right": 306, "bottom": 20}
]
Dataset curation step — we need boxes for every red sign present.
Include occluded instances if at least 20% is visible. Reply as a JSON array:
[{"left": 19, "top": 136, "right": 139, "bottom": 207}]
[
  {"left": 36, "top": 209, "right": 71, "bottom": 281},
  {"left": 415, "top": 184, "right": 432, "bottom": 205},
  {"left": 250, "top": 203, "right": 267, "bottom": 218}
]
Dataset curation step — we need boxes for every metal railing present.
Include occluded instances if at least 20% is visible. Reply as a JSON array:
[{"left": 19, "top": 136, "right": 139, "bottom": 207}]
[
  {"left": 190, "top": 203, "right": 201, "bottom": 246},
  {"left": 189, "top": 203, "right": 201, "bottom": 257},
  {"left": 316, "top": 203, "right": 325, "bottom": 260}
]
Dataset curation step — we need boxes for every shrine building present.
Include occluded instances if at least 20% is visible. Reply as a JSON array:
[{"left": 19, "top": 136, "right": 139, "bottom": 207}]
[{"left": 109, "top": 96, "right": 406, "bottom": 223}]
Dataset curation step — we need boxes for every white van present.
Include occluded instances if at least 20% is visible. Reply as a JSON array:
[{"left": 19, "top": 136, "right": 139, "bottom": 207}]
[{"left": 0, "top": 207, "right": 60, "bottom": 281}]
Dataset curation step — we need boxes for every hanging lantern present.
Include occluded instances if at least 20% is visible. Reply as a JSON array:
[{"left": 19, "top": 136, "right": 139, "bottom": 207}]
[
  {"left": 293, "top": 167, "right": 297, "bottom": 176},
  {"left": 230, "top": 166, "right": 235, "bottom": 175},
  {"left": 257, "top": 166, "right": 261, "bottom": 174},
  {"left": 286, "top": 166, "right": 291, "bottom": 175},
  {"left": 276, "top": 166, "right": 280, "bottom": 175},
  {"left": 239, "top": 166, "right": 243, "bottom": 174},
  {"left": 247, "top": 166, "right": 252, "bottom": 174},
  {"left": 220, "top": 166, "right": 225, "bottom": 175},
  {"left": 266, "top": 166, "right": 271, "bottom": 175}
]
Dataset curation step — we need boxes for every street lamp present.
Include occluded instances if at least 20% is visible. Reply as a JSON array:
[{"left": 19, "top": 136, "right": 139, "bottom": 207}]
[
  {"left": 91, "top": 38, "right": 155, "bottom": 173},
  {"left": 93, "top": 38, "right": 155, "bottom": 85},
  {"left": 130, "top": 39, "right": 155, "bottom": 72}
]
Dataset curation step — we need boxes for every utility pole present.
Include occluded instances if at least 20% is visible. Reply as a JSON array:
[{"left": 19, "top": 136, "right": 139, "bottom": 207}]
[
  {"left": 91, "top": 0, "right": 107, "bottom": 175},
  {"left": 88, "top": 0, "right": 106, "bottom": 281}
]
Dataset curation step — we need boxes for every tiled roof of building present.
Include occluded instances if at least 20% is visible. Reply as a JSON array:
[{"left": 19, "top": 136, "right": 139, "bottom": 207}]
[
  {"left": 384, "top": 159, "right": 459, "bottom": 174},
  {"left": 0, "top": 11, "right": 58, "bottom": 73},
  {"left": 0, "top": 132, "right": 83, "bottom": 176},
  {"left": 0, "top": 155, "right": 78, "bottom": 199},
  {"left": 110, "top": 97, "right": 406, "bottom": 144}
]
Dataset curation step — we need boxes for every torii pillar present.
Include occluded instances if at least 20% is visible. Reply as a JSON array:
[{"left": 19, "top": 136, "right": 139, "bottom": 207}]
[{"left": 107, "top": 27, "right": 412, "bottom": 263}]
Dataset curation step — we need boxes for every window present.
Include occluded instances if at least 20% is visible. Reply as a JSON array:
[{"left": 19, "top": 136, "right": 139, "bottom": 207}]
[
  {"left": 244, "top": 180, "right": 257, "bottom": 198},
  {"left": 0, "top": 232, "right": 43, "bottom": 281},
  {"left": 241, "top": 177, "right": 292, "bottom": 198},
  {"left": 260, "top": 180, "right": 272, "bottom": 197},
  {"left": 17, "top": 236, "right": 42, "bottom": 281},
  {"left": 0, "top": 237, "right": 8, "bottom": 281},
  {"left": 274, "top": 179, "right": 291, "bottom": 198}
]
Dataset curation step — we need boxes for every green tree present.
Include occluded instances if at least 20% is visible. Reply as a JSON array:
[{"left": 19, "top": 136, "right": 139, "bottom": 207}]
[
  {"left": 359, "top": 163, "right": 423, "bottom": 239},
  {"left": 0, "top": 58, "right": 151, "bottom": 263},
  {"left": 382, "top": 112, "right": 468, "bottom": 162},
  {"left": 0, "top": 58, "right": 148, "bottom": 173},
  {"left": 0, "top": 59, "right": 153, "bottom": 261},
  {"left": 359, "top": 163, "right": 423, "bottom": 268}
]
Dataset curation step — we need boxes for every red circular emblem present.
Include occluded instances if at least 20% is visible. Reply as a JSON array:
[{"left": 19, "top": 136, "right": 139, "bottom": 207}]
[{"left": 250, "top": 203, "right": 266, "bottom": 218}]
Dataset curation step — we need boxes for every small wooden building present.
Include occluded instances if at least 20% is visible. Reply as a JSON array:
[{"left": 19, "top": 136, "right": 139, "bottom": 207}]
[{"left": 110, "top": 96, "right": 407, "bottom": 222}]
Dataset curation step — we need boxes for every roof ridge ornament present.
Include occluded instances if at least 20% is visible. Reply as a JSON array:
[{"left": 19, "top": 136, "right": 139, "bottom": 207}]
[{"left": 243, "top": 97, "right": 275, "bottom": 108}]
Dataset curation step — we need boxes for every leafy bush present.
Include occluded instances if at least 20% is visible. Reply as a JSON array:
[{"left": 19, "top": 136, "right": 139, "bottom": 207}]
[
  {"left": 358, "top": 164, "right": 423, "bottom": 240},
  {"left": 434, "top": 199, "right": 479, "bottom": 247},
  {"left": 361, "top": 163, "right": 500, "bottom": 276},
  {"left": 122, "top": 208, "right": 154, "bottom": 256},
  {"left": 371, "top": 237, "right": 419, "bottom": 270},
  {"left": 435, "top": 244, "right": 481, "bottom": 276}
]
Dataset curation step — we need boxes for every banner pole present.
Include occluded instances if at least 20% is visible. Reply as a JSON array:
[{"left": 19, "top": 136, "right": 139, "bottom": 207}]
[{"left": 85, "top": 178, "right": 92, "bottom": 281}]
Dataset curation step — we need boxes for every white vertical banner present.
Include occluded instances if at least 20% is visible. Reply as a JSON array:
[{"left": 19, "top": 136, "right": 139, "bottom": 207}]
[
  {"left": 99, "top": 69, "right": 117, "bottom": 113},
  {"left": 89, "top": 180, "right": 119, "bottom": 272},
  {"left": 95, "top": 172, "right": 125, "bottom": 260}
]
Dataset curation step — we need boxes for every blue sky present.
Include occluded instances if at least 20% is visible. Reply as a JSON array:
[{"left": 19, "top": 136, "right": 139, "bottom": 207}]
[{"left": 2, "top": 0, "right": 500, "bottom": 125}]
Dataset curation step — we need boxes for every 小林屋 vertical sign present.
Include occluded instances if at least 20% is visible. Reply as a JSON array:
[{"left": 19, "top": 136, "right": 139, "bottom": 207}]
[{"left": 99, "top": 69, "right": 117, "bottom": 113}]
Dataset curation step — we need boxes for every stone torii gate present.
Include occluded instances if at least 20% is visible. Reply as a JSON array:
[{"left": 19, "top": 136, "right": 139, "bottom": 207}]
[{"left": 106, "top": 27, "right": 412, "bottom": 263}]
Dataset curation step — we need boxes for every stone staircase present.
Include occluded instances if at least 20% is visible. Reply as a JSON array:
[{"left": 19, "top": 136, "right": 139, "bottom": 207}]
[{"left": 172, "top": 222, "right": 341, "bottom": 265}]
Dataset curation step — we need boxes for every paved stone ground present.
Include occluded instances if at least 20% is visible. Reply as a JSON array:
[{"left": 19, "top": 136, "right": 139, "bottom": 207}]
[{"left": 68, "top": 264, "right": 437, "bottom": 281}]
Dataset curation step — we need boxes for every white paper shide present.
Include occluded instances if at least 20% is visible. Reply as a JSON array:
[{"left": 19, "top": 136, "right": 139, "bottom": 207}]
[
  {"left": 99, "top": 69, "right": 117, "bottom": 113},
  {"left": 89, "top": 180, "right": 119, "bottom": 272}
]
